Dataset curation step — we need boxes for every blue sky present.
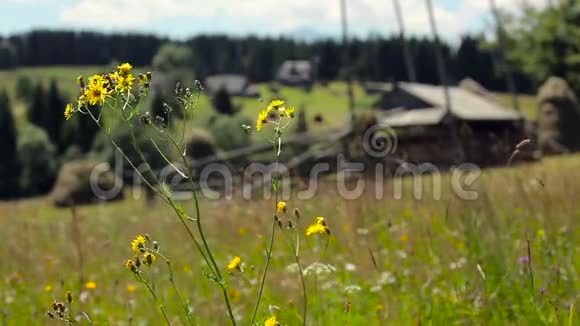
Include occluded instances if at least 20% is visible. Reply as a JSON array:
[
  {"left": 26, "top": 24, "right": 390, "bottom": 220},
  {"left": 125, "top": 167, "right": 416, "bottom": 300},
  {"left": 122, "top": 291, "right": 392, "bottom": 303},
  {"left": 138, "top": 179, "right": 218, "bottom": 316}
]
[{"left": 0, "top": 0, "right": 544, "bottom": 41}]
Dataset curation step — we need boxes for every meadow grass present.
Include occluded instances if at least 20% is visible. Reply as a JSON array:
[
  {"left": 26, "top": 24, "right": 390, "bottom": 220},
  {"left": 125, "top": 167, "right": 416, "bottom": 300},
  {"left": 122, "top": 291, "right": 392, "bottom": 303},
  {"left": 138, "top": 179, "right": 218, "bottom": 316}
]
[
  {"left": 495, "top": 92, "right": 538, "bottom": 121},
  {"left": 1, "top": 154, "right": 578, "bottom": 325},
  {"left": 0, "top": 66, "right": 535, "bottom": 129}
]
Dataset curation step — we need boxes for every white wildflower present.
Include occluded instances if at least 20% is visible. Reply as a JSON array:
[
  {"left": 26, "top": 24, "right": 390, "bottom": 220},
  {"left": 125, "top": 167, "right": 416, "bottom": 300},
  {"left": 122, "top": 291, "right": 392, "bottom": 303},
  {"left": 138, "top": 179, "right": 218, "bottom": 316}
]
[{"left": 303, "top": 262, "right": 336, "bottom": 277}]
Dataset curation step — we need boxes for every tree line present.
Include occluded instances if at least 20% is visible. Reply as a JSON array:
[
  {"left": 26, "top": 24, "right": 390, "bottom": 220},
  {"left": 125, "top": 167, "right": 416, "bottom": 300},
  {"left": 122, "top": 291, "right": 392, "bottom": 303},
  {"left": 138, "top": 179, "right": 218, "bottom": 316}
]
[{"left": 0, "top": 30, "right": 535, "bottom": 93}]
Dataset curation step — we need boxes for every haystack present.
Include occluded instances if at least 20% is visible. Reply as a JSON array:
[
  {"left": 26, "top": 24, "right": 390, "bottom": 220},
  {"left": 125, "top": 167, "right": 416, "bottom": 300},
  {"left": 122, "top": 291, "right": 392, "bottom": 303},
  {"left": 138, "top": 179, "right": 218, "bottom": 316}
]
[
  {"left": 50, "top": 160, "right": 123, "bottom": 207},
  {"left": 459, "top": 77, "right": 499, "bottom": 103},
  {"left": 537, "top": 77, "right": 580, "bottom": 155}
]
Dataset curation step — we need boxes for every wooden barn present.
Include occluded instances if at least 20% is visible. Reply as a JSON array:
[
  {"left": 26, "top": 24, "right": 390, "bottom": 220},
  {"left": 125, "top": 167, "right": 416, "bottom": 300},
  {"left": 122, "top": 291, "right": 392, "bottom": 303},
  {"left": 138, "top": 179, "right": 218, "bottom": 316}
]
[
  {"left": 375, "top": 82, "right": 525, "bottom": 166},
  {"left": 275, "top": 60, "right": 314, "bottom": 88},
  {"left": 204, "top": 74, "right": 260, "bottom": 97}
]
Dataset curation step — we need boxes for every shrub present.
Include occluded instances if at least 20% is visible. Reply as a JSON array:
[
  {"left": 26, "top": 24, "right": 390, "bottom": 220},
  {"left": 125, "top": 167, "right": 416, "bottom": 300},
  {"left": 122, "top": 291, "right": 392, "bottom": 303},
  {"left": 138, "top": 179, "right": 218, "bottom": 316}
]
[
  {"left": 186, "top": 128, "right": 218, "bottom": 160},
  {"left": 14, "top": 75, "right": 33, "bottom": 101},
  {"left": 207, "top": 113, "right": 252, "bottom": 151},
  {"left": 91, "top": 124, "right": 174, "bottom": 178},
  {"left": 212, "top": 87, "right": 235, "bottom": 115},
  {"left": 18, "top": 124, "right": 58, "bottom": 196},
  {"left": 50, "top": 160, "right": 123, "bottom": 207},
  {"left": 0, "top": 89, "right": 19, "bottom": 198}
]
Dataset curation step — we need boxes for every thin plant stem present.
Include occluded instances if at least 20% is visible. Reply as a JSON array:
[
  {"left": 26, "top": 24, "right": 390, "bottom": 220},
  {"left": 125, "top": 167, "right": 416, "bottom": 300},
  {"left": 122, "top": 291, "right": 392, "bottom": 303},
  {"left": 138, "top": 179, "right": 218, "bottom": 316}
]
[
  {"left": 135, "top": 274, "right": 172, "bottom": 326},
  {"left": 161, "top": 128, "right": 236, "bottom": 325},
  {"left": 250, "top": 131, "right": 281, "bottom": 325},
  {"left": 281, "top": 230, "right": 308, "bottom": 326},
  {"left": 293, "top": 232, "right": 308, "bottom": 326},
  {"left": 154, "top": 251, "right": 194, "bottom": 326}
]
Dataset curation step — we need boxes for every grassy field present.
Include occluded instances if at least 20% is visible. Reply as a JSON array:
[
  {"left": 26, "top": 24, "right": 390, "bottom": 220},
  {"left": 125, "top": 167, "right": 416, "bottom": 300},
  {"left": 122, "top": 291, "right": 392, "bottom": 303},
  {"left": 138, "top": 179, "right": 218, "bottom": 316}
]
[
  {"left": 495, "top": 92, "right": 538, "bottom": 121},
  {"left": 0, "top": 66, "right": 569, "bottom": 325},
  {"left": 0, "top": 66, "right": 537, "bottom": 130},
  {"left": 0, "top": 152, "right": 578, "bottom": 325},
  {"left": 0, "top": 66, "right": 376, "bottom": 131}
]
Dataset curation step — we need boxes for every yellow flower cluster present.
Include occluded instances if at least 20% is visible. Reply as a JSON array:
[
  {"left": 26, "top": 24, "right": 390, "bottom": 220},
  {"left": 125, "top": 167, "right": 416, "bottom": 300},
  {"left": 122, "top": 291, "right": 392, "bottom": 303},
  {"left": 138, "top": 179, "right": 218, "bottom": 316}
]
[
  {"left": 227, "top": 256, "right": 242, "bottom": 272},
  {"left": 256, "top": 100, "right": 296, "bottom": 131},
  {"left": 131, "top": 235, "right": 146, "bottom": 253},
  {"left": 276, "top": 201, "right": 287, "bottom": 214},
  {"left": 264, "top": 315, "right": 279, "bottom": 326},
  {"left": 306, "top": 216, "right": 330, "bottom": 236},
  {"left": 126, "top": 235, "right": 157, "bottom": 273},
  {"left": 63, "top": 62, "right": 151, "bottom": 120}
]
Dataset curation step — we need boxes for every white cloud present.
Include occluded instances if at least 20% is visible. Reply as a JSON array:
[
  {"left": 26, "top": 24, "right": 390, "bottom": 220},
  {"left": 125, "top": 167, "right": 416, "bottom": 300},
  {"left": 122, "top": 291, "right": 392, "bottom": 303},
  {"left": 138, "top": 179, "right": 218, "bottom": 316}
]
[{"left": 57, "top": 0, "right": 549, "bottom": 39}]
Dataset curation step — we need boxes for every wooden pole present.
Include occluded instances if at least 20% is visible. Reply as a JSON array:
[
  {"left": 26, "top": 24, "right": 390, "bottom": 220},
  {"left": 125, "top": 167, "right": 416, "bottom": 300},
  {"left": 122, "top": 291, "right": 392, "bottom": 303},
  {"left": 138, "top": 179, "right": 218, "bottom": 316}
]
[
  {"left": 425, "top": 0, "right": 465, "bottom": 162},
  {"left": 340, "top": 0, "right": 356, "bottom": 126},
  {"left": 393, "top": 0, "right": 417, "bottom": 82},
  {"left": 490, "top": 0, "right": 521, "bottom": 112},
  {"left": 425, "top": 0, "right": 451, "bottom": 112}
]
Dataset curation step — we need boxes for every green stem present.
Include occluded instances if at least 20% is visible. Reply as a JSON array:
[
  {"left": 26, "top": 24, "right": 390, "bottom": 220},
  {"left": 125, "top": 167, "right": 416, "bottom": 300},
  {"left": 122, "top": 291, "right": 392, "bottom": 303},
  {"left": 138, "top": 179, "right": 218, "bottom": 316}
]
[
  {"left": 136, "top": 274, "right": 172, "bottom": 326},
  {"left": 250, "top": 133, "right": 281, "bottom": 325},
  {"left": 163, "top": 130, "right": 237, "bottom": 325},
  {"left": 293, "top": 234, "right": 308, "bottom": 326},
  {"left": 155, "top": 252, "right": 194, "bottom": 326}
]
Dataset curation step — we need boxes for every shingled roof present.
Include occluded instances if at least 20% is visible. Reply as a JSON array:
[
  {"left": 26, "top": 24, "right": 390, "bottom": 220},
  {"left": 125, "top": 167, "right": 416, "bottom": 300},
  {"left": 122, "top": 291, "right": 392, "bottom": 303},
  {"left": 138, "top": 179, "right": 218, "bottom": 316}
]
[
  {"left": 378, "top": 82, "right": 522, "bottom": 127},
  {"left": 204, "top": 74, "right": 259, "bottom": 97}
]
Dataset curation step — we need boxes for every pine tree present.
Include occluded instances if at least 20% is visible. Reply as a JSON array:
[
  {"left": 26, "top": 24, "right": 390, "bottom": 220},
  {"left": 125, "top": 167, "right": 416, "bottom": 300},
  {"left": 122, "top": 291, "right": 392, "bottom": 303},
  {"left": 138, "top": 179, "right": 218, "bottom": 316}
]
[
  {"left": 212, "top": 87, "right": 235, "bottom": 115},
  {"left": 0, "top": 89, "right": 20, "bottom": 198},
  {"left": 28, "top": 83, "right": 47, "bottom": 128},
  {"left": 75, "top": 106, "right": 100, "bottom": 153},
  {"left": 46, "top": 79, "right": 65, "bottom": 151}
]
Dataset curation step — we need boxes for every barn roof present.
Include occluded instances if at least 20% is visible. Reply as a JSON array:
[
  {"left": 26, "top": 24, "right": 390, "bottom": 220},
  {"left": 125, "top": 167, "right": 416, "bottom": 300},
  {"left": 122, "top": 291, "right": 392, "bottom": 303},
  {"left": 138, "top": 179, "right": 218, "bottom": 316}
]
[
  {"left": 276, "top": 60, "right": 313, "bottom": 83},
  {"left": 205, "top": 74, "right": 249, "bottom": 95},
  {"left": 379, "top": 107, "right": 447, "bottom": 127},
  {"left": 399, "top": 83, "right": 522, "bottom": 121},
  {"left": 378, "top": 82, "right": 522, "bottom": 127}
]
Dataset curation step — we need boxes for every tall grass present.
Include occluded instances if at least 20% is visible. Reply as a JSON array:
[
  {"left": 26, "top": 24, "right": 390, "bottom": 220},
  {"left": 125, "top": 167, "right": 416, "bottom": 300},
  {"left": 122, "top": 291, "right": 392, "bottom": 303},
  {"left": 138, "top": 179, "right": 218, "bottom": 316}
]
[{"left": 0, "top": 154, "right": 578, "bottom": 324}]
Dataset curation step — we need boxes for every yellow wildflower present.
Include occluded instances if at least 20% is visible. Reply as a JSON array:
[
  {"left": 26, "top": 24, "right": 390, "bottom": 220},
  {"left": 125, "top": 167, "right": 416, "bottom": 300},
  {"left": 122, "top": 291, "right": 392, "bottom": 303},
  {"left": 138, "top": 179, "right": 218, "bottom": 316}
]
[
  {"left": 117, "top": 62, "right": 133, "bottom": 75},
  {"left": 127, "top": 284, "right": 137, "bottom": 293},
  {"left": 85, "top": 281, "right": 96, "bottom": 289},
  {"left": 227, "top": 256, "right": 242, "bottom": 271},
  {"left": 77, "top": 95, "right": 87, "bottom": 109},
  {"left": 306, "top": 216, "right": 330, "bottom": 236},
  {"left": 537, "top": 228, "right": 545, "bottom": 240},
  {"left": 276, "top": 201, "right": 287, "bottom": 214},
  {"left": 264, "top": 315, "right": 279, "bottom": 326},
  {"left": 84, "top": 82, "right": 108, "bottom": 105},
  {"left": 44, "top": 284, "right": 53, "bottom": 292},
  {"left": 88, "top": 74, "right": 105, "bottom": 86},
  {"left": 138, "top": 72, "right": 151, "bottom": 86},
  {"left": 285, "top": 106, "right": 295, "bottom": 118},
  {"left": 108, "top": 71, "right": 119, "bottom": 81},
  {"left": 269, "top": 100, "right": 284, "bottom": 109},
  {"left": 256, "top": 110, "right": 269, "bottom": 131},
  {"left": 400, "top": 234, "right": 409, "bottom": 242},
  {"left": 376, "top": 303, "right": 385, "bottom": 312},
  {"left": 229, "top": 288, "right": 242, "bottom": 303},
  {"left": 306, "top": 223, "right": 328, "bottom": 236},
  {"left": 76, "top": 75, "right": 85, "bottom": 88},
  {"left": 64, "top": 103, "right": 74, "bottom": 120},
  {"left": 126, "top": 259, "right": 138, "bottom": 273},
  {"left": 117, "top": 74, "right": 135, "bottom": 93},
  {"left": 131, "top": 235, "right": 146, "bottom": 253},
  {"left": 143, "top": 252, "right": 156, "bottom": 266},
  {"left": 65, "top": 291, "right": 72, "bottom": 303}
]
